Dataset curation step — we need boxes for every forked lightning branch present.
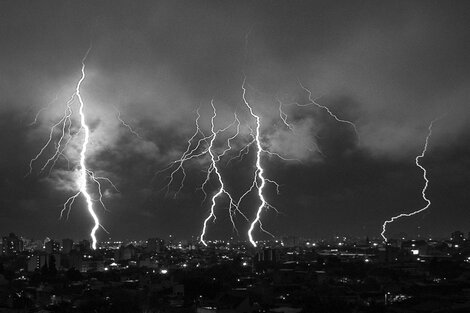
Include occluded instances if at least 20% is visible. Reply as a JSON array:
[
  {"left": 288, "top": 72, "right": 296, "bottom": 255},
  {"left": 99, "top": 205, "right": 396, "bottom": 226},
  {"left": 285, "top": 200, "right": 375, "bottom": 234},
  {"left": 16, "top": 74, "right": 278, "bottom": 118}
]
[{"left": 27, "top": 47, "right": 116, "bottom": 250}]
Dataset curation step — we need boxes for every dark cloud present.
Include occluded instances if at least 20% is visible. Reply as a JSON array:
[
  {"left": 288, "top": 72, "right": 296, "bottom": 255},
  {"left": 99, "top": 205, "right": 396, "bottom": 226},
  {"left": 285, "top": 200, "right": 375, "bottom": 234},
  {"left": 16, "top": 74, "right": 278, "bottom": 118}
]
[{"left": 0, "top": 1, "right": 469, "bottom": 241}]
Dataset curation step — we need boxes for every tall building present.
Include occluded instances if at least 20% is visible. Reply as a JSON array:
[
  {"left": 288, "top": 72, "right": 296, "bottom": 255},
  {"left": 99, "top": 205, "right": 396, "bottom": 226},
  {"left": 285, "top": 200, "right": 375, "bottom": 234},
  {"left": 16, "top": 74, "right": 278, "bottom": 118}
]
[
  {"left": 45, "top": 240, "right": 60, "bottom": 254},
  {"left": 27, "top": 254, "right": 48, "bottom": 272},
  {"left": 2, "top": 233, "right": 23, "bottom": 255},
  {"left": 62, "top": 238, "right": 74, "bottom": 254},
  {"left": 27, "top": 253, "right": 61, "bottom": 271}
]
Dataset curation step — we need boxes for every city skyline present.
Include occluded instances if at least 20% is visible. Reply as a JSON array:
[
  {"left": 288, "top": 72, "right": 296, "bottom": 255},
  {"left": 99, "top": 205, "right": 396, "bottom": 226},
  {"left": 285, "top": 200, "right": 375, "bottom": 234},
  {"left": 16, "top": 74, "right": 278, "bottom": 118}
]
[{"left": 1, "top": 1, "right": 470, "bottom": 243}]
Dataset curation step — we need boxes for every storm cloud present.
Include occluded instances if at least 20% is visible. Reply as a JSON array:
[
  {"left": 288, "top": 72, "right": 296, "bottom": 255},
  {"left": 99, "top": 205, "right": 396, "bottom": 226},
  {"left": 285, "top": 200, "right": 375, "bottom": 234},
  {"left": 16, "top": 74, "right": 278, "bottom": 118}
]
[{"left": 1, "top": 1, "right": 469, "bottom": 241}]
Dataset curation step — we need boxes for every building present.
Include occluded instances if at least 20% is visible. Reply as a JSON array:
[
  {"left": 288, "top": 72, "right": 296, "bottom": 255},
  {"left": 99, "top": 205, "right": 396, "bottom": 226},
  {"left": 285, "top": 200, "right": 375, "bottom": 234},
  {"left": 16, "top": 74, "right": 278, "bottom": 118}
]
[
  {"left": 62, "top": 238, "right": 74, "bottom": 254},
  {"left": 256, "top": 248, "right": 279, "bottom": 263},
  {"left": 27, "top": 254, "right": 47, "bottom": 272},
  {"left": 80, "top": 259, "right": 105, "bottom": 272},
  {"left": 27, "top": 253, "right": 61, "bottom": 271},
  {"left": 2, "top": 233, "right": 23, "bottom": 255},
  {"left": 45, "top": 240, "right": 60, "bottom": 254},
  {"left": 115, "top": 244, "right": 136, "bottom": 260}
]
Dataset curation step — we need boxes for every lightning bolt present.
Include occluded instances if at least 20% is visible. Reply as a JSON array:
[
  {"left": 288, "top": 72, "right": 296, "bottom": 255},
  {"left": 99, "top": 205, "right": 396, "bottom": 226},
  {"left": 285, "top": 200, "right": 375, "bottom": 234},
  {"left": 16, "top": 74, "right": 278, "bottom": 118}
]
[
  {"left": 27, "top": 95, "right": 75, "bottom": 176},
  {"left": 28, "top": 46, "right": 114, "bottom": 250},
  {"left": 157, "top": 103, "right": 250, "bottom": 242},
  {"left": 277, "top": 98, "right": 295, "bottom": 133},
  {"left": 298, "top": 82, "right": 360, "bottom": 139},
  {"left": 200, "top": 101, "right": 249, "bottom": 245},
  {"left": 381, "top": 118, "right": 440, "bottom": 242},
  {"left": 158, "top": 76, "right": 353, "bottom": 246},
  {"left": 113, "top": 105, "right": 142, "bottom": 139},
  {"left": 157, "top": 108, "right": 211, "bottom": 198},
  {"left": 242, "top": 78, "right": 279, "bottom": 247},
  {"left": 67, "top": 46, "right": 102, "bottom": 250},
  {"left": 226, "top": 130, "right": 255, "bottom": 165},
  {"left": 28, "top": 94, "right": 58, "bottom": 127}
]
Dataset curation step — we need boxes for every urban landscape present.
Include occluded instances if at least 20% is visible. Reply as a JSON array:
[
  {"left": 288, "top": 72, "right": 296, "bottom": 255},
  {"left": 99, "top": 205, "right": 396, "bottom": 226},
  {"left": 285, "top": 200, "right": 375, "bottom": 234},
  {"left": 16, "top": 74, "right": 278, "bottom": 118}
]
[
  {"left": 1, "top": 231, "right": 470, "bottom": 312},
  {"left": 2, "top": 1, "right": 470, "bottom": 312}
]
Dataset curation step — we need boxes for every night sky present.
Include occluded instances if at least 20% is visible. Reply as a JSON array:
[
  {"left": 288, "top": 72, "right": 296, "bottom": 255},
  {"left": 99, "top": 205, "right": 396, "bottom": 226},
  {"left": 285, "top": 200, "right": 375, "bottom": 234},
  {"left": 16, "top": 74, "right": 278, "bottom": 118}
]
[{"left": 1, "top": 1, "right": 469, "bottom": 242}]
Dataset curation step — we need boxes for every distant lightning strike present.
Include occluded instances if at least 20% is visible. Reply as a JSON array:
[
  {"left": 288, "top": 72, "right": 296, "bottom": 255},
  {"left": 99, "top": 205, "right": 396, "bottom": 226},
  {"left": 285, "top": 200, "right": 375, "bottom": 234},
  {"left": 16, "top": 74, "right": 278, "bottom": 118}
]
[
  {"left": 237, "top": 77, "right": 362, "bottom": 246},
  {"left": 28, "top": 46, "right": 114, "bottom": 250},
  {"left": 162, "top": 79, "right": 293, "bottom": 246},
  {"left": 200, "top": 101, "right": 248, "bottom": 246},
  {"left": 242, "top": 78, "right": 278, "bottom": 247},
  {"left": 159, "top": 77, "right": 358, "bottom": 246},
  {"left": 381, "top": 119, "right": 439, "bottom": 242},
  {"left": 195, "top": 115, "right": 239, "bottom": 202},
  {"left": 158, "top": 103, "right": 251, "bottom": 242}
]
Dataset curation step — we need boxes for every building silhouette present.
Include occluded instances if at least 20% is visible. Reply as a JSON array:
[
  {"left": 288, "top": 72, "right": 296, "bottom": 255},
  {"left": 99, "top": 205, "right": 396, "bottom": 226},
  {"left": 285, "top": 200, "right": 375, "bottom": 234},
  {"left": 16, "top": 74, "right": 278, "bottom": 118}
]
[
  {"left": 45, "top": 240, "right": 60, "bottom": 254},
  {"left": 62, "top": 238, "right": 74, "bottom": 254},
  {"left": 2, "top": 233, "right": 23, "bottom": 255}
]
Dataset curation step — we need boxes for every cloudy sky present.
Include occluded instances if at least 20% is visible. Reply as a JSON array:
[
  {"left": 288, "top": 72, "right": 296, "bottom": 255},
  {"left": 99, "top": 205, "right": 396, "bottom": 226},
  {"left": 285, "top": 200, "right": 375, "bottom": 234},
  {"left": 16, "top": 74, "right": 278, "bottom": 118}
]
[{"left": 0, "top": 0, "right": 469, "bottom": 242}]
